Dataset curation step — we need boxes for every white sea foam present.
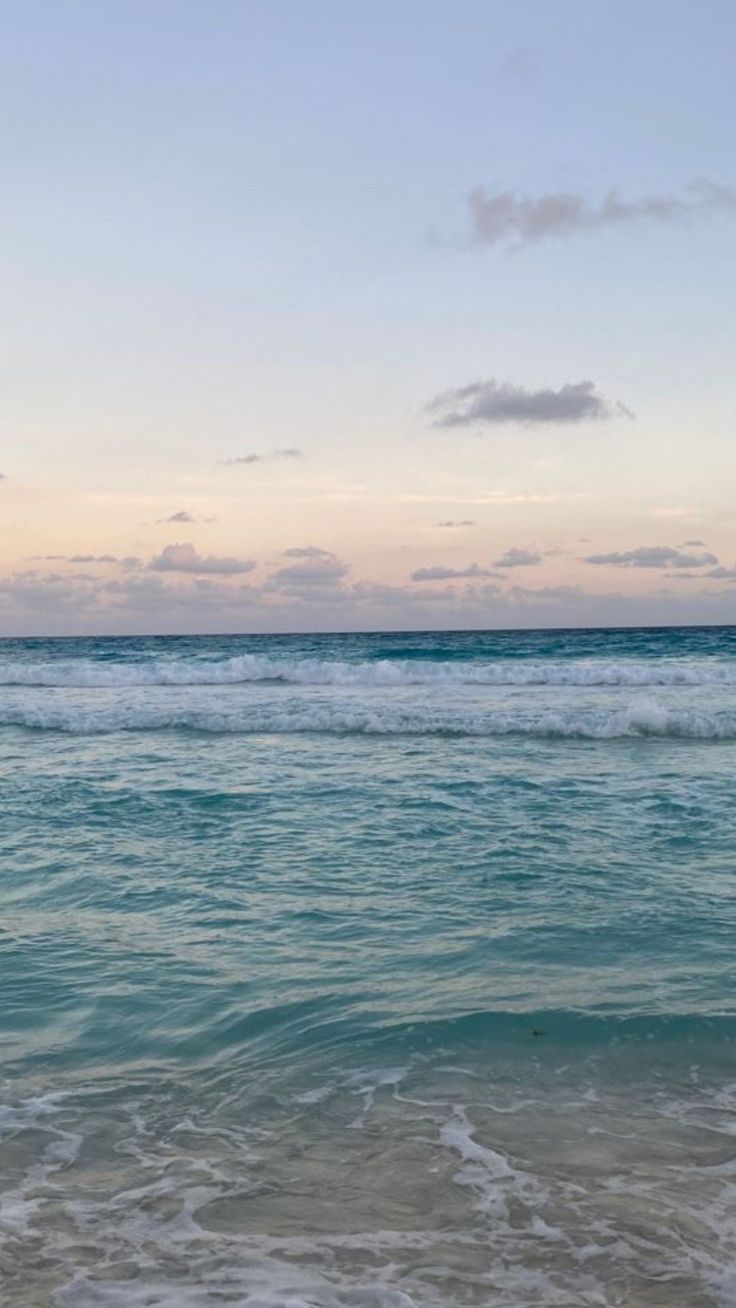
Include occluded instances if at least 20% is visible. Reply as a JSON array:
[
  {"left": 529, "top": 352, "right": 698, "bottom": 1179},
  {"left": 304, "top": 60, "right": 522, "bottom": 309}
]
[
  {"left": 0, "top": 653, "right": 734, "bottom": 689},
  {"left": 3, "top": 1069, "right": 736, "bottom": 1308},
  {"left": 0, "top": 698, "right": 733, "bottom": 738}
]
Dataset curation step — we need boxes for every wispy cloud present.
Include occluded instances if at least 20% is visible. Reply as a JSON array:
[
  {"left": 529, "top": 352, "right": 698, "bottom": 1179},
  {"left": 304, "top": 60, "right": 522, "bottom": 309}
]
[
  {"left": 223, "top": 447, "right": 303, "bottom": 466},
  {"left": 411, "top": 563, "right": 499, "bottom": 581},
  {"left": 467, "top": 180, "right": 736, "bottom": 249},
  {"left": 149, "top": 543, "right": 256, "bottom": 576},
  {"left": 70, "top": 553, "right": 118, "bottom": 563},
  {"left": 438, "top": 519, "right": 475, "bottom": 528},
  {"left": 30, "top": 553, "right": 141, "bottom": 568},
  {"left": 428, "top": 379, "right": 631, "bottom": 427},
  {"left": 584, "top": 546, "right": 717, "bottom": 569},
  {"left": 494, "top": 547, "right": 542, "bottom": 568}
]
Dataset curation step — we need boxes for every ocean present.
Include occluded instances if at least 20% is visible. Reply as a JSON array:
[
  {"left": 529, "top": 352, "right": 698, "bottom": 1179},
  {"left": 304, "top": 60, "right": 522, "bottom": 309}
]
[{"left": 0, "top": 625, "right": 734, "bottom": 1307}]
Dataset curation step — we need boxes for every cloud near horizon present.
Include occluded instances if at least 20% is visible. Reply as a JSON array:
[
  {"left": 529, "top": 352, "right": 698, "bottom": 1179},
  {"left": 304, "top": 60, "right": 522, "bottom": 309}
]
[
  {"left": 2, "top": 560, "right": 736, "bottom": 636},
  {"left": 704, "top": 563, "right": 736, "bottom": 580},
  {"left": 282, "top": 545, "right": 332, "bottom": 559},
  {"left": 411, "top": 563, "right": 499, "bottom": 582},
  {"left": 223, "top": 447, "right": 303, "bottom": 466},
  {"left": 584, "top": 546, "right": 718, "bottom": 569},
  {"left": 267, "top": 552, "right": 350, "bottom": 590},
  {"left": 494, "top": 548, "right": 542, "bottom": 568},
  {"left": 149, "top": 543, "right": 257, "bottom": 576},
  {"left": 428, "top": 379, "right": 631, "bottom": 427},
  {"left": 30, "top": 553, "right": 141, "bottom": 568},
  {"left": 467, "top": 180, "right": 736, "bottom": 249}
]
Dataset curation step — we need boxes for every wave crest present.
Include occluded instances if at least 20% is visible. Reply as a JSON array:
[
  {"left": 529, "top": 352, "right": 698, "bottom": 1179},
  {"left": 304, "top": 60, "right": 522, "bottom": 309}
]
[
  {"left": 0, "top": 700, "right": 733, "bottom": 739},
  {"left": 0, "top": 653, "right": 734, "bottom": 689}
]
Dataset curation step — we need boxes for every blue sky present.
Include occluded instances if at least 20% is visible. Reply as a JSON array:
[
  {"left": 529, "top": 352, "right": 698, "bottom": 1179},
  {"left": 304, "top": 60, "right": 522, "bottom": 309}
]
[{"left": 1, "top": 0, "right": 734, "bottom": 633}]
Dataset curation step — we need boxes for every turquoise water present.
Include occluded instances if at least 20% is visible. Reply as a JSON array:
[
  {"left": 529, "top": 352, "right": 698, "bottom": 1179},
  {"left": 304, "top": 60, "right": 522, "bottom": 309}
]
[{"left": 1, "top": 626, "right": 735, "bottom": 1306}]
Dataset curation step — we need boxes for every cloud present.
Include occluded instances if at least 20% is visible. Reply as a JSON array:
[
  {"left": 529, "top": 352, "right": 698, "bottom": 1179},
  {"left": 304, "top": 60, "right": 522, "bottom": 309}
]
[
  {"left": 682, "top": 539, "right": 706, "bottom": 547},
  {"left": 283, "top": 545, "right": 332, "bottom": 559},
  {"left": 584, "top": 546, "right": 718, "bottom": 569},
  {"left": 507, "top": 584, "right": 586, "bottom": 603},
  {"left": 704, "top": 564, "right": 736, "bottom": 580},
  {"left": 411, "top": 563, "right": 499, "bottom": 582},
  {"left": 69, "top": 553, "right": 121, "bottom": 564},
  {"left": 494, "top": 548, "right": 542, "bottom": 568},
  {"left": 467, "top": 180, "right": 736, "bottom": 249},
  {"left": 438, "top": 520, "right": 475, "bottom": 528},
  {"left": 29, "top": 553, "right": 140, "bottom": 569},
  {"left": 428, "top": 379, "right": 630, "bottom": 427},
  {"left": 149, "top": 543, "right": 256, "bottom": 576},
  {"left": 159, "top": 511, "right": 196, "bottom": 524},
  {"left": 267, "top": 552, "right": 349, "bottom": 589},
  {"left": 499, "top": 45, "right": 538, "bottom": 81},
  {"left": 4, "top": 560, "right": 736, "bottom": 636},
  {"left": 224, "top": 448, "right": 303, "bottom": 466}
]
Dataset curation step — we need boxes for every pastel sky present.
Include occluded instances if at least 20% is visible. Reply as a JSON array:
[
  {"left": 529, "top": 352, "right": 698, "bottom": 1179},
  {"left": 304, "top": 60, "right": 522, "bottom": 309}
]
[{"left": 1, "top": 0, "right": 735, "bottom": 634}]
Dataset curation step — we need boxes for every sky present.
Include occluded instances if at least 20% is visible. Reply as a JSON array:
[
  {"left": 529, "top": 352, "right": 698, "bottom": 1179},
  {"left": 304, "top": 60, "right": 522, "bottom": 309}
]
[{"left": 1, "top": 0, "right": 735, "bottom": 635}]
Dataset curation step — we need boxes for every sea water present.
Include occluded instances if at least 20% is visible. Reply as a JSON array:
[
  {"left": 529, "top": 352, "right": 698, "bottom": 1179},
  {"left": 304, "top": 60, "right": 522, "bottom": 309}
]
[{"left": 0, "top": 626, "right": 734, "bottom": 1307}]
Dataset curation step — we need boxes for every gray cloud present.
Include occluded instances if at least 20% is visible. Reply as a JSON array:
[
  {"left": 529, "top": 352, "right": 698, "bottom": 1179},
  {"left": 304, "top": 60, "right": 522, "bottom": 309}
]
[
  {"left": 507, "top": 584, "right": 586, "bottom": 603},
  {"left": 584, "top": 546, "right": 718, "bottom": 569},
  {"left": 704, "top": 564, "right": 736, "bottom": 580},
  {"left": 159, "top": 511, "right": 196, "bottom": 524},
  {"left": 352, "top": 580, "right": 465, "bottom": 606},
  {"left": 4, "top": 562, "right": 736, "bottom": 636},
  {"left": 267, "top": 553, "right": 349, "bottom": 589},
  {"left": 468, "top": 180, "right": 736, "bottom": 249},
  {"left": 224, "top": 447, "right": 303, "bottom": 466},
  {"left": 682, "top": 539, "right": 706, "bottom": 547},
  {"left": 283, "top": 545, "right": 332, "bottom": 559},
  {"left": 494, "top": 547, "right": 542, "bottom": 568},
  {"left": 438, "top": 520, "right": 475, "bottom": 528},
  {"left": 411, "top": 563, "right": 499, "bottom": 582},
  {"left": 428, "top": 379, "right": 630, "bottom": 428},
  {"left": 29, "top": 553, "right": 140, "bottom": 568},
  {"left": 149, "top": 543, "right": 256, "bottom": 576},
  {"left": 69, "top": 553, "right": 120, "bottom": 564}
]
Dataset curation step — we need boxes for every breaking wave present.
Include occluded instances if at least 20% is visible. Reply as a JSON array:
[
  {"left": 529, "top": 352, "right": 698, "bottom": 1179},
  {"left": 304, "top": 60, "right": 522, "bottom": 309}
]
[
  {"left": 0, "top": 653, "right": 734, "bottom": 688},
  {"left": 0, "top": 699, "right": 734, "bottom": 738}
]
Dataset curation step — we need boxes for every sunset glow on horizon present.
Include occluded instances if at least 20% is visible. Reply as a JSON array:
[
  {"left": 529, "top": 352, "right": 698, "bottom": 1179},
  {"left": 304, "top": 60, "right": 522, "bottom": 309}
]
[{"left": 1, "top": 0, "right": 734, "bottom": 634}]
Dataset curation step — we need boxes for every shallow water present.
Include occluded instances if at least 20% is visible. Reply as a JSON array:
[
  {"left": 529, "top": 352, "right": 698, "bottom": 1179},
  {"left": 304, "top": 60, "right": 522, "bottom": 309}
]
[{"left": 1, "top": 627, "right": 735, "bottom": 1305}]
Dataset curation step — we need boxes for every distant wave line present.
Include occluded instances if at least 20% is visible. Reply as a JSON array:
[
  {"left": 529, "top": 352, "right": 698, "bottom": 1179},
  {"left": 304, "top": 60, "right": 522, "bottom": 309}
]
[
  {"left": 0, "top": 700, "right": 734, "bottom": 739},
  {"left": 0, "top": 654, "right": 735, "bottom": 689}
]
